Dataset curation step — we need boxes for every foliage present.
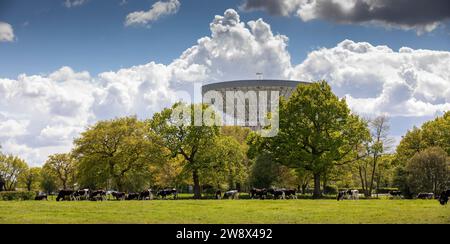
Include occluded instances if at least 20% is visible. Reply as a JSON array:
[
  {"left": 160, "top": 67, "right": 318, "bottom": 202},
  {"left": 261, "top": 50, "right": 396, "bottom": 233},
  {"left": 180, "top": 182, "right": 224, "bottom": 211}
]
[
  {"left": 19, "top": 167, "right": 41, "bottom": 191},
  {"left": 73, "top": 117, "right": 164, "bottom": 192},
  {"left": 0, "top": 191, "right": 35, "bottom": 201},
  {"left": 252, "top": 81, "right": 370, "bottom": 198},
  {"left": 150, "top": 103, "right": 220, "bottom": 198},
  {"left": 405, "top": 147, "right": 449, "bottom": 195},
  {"left": 0, "top": 154, "right": 28, "bottom": 191},
  {"left": 42, "top": 153, "right": 76, "bottom": 190}
]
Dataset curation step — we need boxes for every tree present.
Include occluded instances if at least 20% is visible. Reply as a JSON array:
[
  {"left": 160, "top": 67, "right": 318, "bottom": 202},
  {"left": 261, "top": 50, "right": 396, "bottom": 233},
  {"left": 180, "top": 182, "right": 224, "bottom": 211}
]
[
  {"left": 256, "top": 81, "right": 369, "bottom": 198},
  {"left": 20, "top": 167, "right": 42, "bottom": 191},
  {"left": 73, "top": 117, "right": 163, "bottom": 191},
  {"left": 40, "top": 167, "right": 58, "bottom": 194},
  {"left": 357, "top": 116, "right": 393, "bottom": 197},
  {"left": 198, "top": 135, "right": 247, "bottom": 191},
  {"left": 0, "top": 154, "right": 28, "bottom": 191},
  {"left": 150, "top": 103, "right": 220, "bottom": 199},
  {"left": 43, "top": 153, "right": 76, "bottom": 190},
  {"left": 406, "top": 147, "right": 449, "bottom": 195}
]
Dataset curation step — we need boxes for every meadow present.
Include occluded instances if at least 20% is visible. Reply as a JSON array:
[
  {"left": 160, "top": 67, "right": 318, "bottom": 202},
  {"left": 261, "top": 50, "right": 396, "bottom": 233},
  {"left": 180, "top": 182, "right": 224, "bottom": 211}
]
[{"left": 0, "top": 199, "right": 448, "bottom": 224}]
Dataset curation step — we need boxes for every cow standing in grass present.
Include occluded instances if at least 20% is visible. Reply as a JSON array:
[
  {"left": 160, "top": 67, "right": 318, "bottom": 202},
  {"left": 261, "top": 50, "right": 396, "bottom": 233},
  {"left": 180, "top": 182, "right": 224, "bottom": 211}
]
[
  {"left": 438, "top": 190, "right": 450, "bottom": 205},
  {"left": 267, "top": 189, "right": 285, "bottom": 200},
  {"left": 223, "top": 190, "right": 239, "bottom": 200},
  {"left": 157, "top": 189, "right": 178, "bottom": 200},
  {"left": 139, "top": 189, "right": 154, "bottom": 200},
  {"left": 110, "top": 191, "right": 126, "bottom": 201},
  {"left": 250, "top": 188, "right": 268, "bottom": 199},
  {"left": 56, "top": 190, "right": 75, "bottom": 201}
]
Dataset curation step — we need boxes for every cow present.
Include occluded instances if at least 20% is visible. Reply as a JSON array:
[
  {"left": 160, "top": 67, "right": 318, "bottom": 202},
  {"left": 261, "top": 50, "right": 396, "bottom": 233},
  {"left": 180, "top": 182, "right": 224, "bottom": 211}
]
[
  {"left": 267, "top": 188, "right": 285, "bottom": 200},
  {"left": 110, "top": 191, "right": 126, "bottom": 201},
  {"left": 139, "top": 189, "right": 154, "bottom": 200},
  {"left": 388, "top": 190, "right": 402, "bottom": 198},
  {"left": 223, "top": 190, "right": 239, "bottom": 200},
  {"left": 157, "top": 189, "right": 178, "bottom": 200},
  {"left": 90, "top": 190, "right": 106, "bottom": 201},
  {"left": 417, "top": 192, "right": 434, "bottom": 199},
  {"left": 250, "top": 188, "right": 268, "bottom": 199},
  {"left": 282, "top": 189, "right": 297, "bottom": 199},
  {"left": 215, "top": 190, "right": 222, "bottom": 200},
  {"left": 438, "top": 190, "right": 450, "bottom": 205},
  {"left": 56, "top": 190, "right": 75, "bottom": 201},
  {"left": 73, "top": 189, "right": 90, "bottom": 201},
  {"left": 337, "top": 190, "right": 359, "bottom": 201},
  {"left": 35, "top": 193, "right": 48, "bottom": 201},
  {"left": 126, "top": 193, "right": 140, "bottom": 200}
]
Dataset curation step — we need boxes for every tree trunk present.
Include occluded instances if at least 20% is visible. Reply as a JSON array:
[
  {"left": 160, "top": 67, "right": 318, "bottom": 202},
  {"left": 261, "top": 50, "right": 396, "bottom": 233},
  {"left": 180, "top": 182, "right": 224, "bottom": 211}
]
[
  {"left": 368, "top": 155, "right": 377, "bottom": 198},
  {"left": 193, "top": 170, "right": 201, "bottom": 199},
  {"left": 313, "top": 173, "right": 321, "bottom": 199}
]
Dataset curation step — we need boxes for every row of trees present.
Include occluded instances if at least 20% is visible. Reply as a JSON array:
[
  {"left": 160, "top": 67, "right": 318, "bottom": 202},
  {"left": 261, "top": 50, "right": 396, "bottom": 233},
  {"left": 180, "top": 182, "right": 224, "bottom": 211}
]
[{"left": 1, "top": 81, "right": 448, "bottom": 198}]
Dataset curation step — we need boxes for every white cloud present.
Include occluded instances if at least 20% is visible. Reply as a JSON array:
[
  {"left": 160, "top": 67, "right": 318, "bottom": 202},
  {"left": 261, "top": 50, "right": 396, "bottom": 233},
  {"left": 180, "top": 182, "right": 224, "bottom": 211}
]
[
  {"left": 1, "top": 9, "right": 450, "bottom": 166},
  {"left": 125, "top": 0, "right": 181, "bottom": 27},
  {"left": 291, "top": 39, "right": 450, "bottom": 117},
  {"left": 0, "top": 22, "right": 15, "bottom": 42},
  {"left": 64, "top": 0, "right": 89, "bottom": 8}
]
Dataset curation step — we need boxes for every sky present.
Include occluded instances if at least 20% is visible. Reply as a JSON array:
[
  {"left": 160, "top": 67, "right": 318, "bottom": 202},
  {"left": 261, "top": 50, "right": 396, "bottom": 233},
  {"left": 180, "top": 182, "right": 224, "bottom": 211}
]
[{"left": 0, "top": 0, "right": 450, "bottom": 166}]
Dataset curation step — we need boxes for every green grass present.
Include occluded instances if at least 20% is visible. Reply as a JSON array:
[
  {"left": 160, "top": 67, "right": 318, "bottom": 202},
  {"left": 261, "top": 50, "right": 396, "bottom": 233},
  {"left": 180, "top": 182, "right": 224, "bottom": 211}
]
[{"left": 0, "top": 199, "right": 448, "bottom": 224}]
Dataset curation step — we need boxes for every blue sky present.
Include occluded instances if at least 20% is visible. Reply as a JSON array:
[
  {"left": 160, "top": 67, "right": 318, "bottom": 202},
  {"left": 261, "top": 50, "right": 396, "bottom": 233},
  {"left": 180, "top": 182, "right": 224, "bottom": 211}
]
[
  {"left": 1, "top": 0, "right": 449, "bottom": 78},
  {"left": 0, "top": 0, "right": 449, "bottom": 165}
]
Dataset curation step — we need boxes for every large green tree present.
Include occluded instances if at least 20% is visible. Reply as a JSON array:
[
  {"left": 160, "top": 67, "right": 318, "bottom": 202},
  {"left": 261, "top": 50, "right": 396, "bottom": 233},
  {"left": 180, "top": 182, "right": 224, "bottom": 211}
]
[
  {"left": 0, "top": 154, "right": 28, "bottom": 191},
  {"left": 150, "top": 103, "right": 220, "bottom": 199},
  {"left": 19, "top": 167, "right": 42, "bottom": 191},
  {"left": 73, "top": 117, "right": 163, "bottom": 191},
  {"left": 43, "top": 153, "right": 76, "bottom": 190},
  {"left": 406, "top": 147, "right": 449, "bottom": 195},
  {"left": 254, "top": 81, "right": 369, "bottom": 198}
]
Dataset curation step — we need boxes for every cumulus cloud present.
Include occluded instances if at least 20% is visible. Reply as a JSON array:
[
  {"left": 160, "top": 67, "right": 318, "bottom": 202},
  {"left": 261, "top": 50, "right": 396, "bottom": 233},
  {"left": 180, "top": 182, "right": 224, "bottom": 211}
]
[
  {"left": 0, "top": 22, "right": 14, "bottom": 42},
  {"left": 1, "top": 9, "right": 450, "bottom": 166},
  {"left": 64, "top": 0, "right": 89, "bottom": 8},
  {"left": 291, "top": 39, "right": 450, "bottom": 117},
  {"left": 241, "top": 0, "right": 450, "bottom": 33},
  {"left": 125, "top": 0, "right": 181, "bottom": 27}
]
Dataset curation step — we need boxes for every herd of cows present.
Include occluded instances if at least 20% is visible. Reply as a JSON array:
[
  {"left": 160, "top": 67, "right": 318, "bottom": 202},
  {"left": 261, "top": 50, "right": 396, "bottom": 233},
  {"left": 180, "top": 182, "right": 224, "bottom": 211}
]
[{"left": 33, "top": 188, "right": 450, "bottom": 205}]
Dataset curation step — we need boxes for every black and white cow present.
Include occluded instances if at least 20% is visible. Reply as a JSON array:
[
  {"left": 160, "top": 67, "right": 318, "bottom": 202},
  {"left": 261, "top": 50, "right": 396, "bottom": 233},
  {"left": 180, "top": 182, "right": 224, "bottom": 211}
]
[
  {"left": 73, "top": 189, "right": 90, "bottom": 201},
  {"left": 267, "top": 188, "right": 285, "bottom": 200},
  {"left": 223, "top": 190, "right": 239, "bottom": 200},
  {"left": 90, "top": 190, "right": 106, "bottom": 201},
  {"left": 250, "top": 188, "right": 268, "bottom": 199},
  {"left": 282, "top": 189, "right": 297, "bottom": 199},
  {"left": 139, "top": 189, "right": 154, "bottom": 200},
  {"left": 438, "top": 190, "right": 450, "bottom": 205},
  {"left": 126, "top": 192, "right": 140, "bottom": 200},
  {"left": 110, "top": 191, "right": 126, "bottom": 201},
  {"left": 337, "top": 190, "right": 359, "bottom": 201},
  {"left": 56, "top": 190, "right": 75, "bottom": 201},
  {"left": 157, "top": 189, "right": 178, "bottom": 200},
  {"left": 215, "top": 190, "right": 222, "bottom": 200}
]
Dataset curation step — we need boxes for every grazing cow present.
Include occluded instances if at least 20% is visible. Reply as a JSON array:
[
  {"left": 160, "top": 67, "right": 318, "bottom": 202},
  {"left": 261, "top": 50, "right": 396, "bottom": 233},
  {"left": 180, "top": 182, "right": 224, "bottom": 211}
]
[
  {"left": 110, "top": 191, "right": 126, "bottom": 201},
  {"left": 157, "top": 189, "right": 178, "bottom": 200},
  {"left": 90, "top": 190, "right": 106, "bottom": 201},
  {"left": 215, "top": 190, "right": 222, "bottom": 200},
  {"left": 282, "top": 189, "right": 297, "bottom": 199},
  {"left": 417, "top": 192, "right": 434, "bottom": 199},
  {"left": 337, "top": 190, "right": 359, "bottom": 201},
  {"left": 139, "top": 189, "right": 154, "bottom": 200},
  {"left": 438, "top": 190, "right": 450, "bottom": 205},
  {"left": 267, "top": 188, "right": 285, "bottom": 200},
  {"left": 56, "top": 190, "right": 75, "bottom": 201},
  {"left": 73, "top": 189, "right": 90, "bottom": 201},
  {"left": 389, "top": 190, "right": 402, "bottom": 198},
  {"left": 35, "top": 193, "right": 48, "bottom": 201},
  {"left": 223, "top": 190, "right": 239, "bottom": 200},
  {"left": 126, "top": 193, "right": 140, "bottom": 200},
  {"left": 250, "top": 188, "right": 268, "bottom": 199}
]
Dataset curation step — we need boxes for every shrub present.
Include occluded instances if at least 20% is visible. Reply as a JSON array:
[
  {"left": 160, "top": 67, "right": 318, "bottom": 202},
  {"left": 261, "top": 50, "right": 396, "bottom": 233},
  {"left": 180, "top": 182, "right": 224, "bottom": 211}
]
[{"left": 0, "top": 191, "right": 35, "bottom": 201}]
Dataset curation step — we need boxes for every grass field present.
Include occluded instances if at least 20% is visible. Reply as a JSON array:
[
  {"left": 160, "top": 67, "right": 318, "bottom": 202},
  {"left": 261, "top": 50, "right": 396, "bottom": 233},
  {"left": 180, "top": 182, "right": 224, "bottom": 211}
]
[{"left": 0, "top": 199, "right": 448, "bottom": 224}]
